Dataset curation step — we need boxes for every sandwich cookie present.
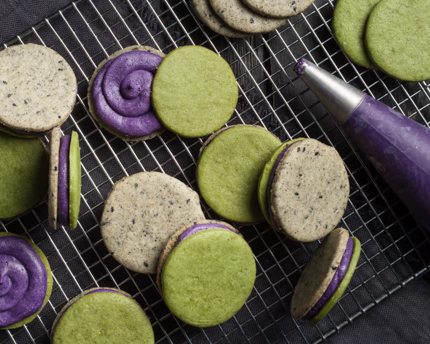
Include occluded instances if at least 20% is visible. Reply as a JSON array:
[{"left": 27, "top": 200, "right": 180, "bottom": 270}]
[
  {"left": 51, "top": 288, "right": 154, "bottom": 344},
  {"left": 88, "top": 45, "right": 165, "bottom": 141},
  {"left": 332, "top": 0, "right": 380, "bottom": 69},
  {"left": 242, "top": 0, "right": 315, "bottom": 19},
  {"left": 0, "top": 131, "right": 49, "bottom": 220},
  {"left": 101, "top": 172, "right": 205, "bottom": 274},
  {"left": 291, "top": 228, "right": 361, "bottom": 326},
  {"left": 152, "top": 46, "right": 238, "bottom": 138},
  {"left": 209, "top": 0, "right": 287, "bottom": 34},
  {"left": 365, "top": 0, "right": 430, "bottom": 81},
  {"left": 48, "top": 127, "right": 81, "bottom": 229},
  {"left": 0, "top": 233, "right": 53, "bottom": 329},
  {"left": 0, "top": 44, "right": 77, "bottom": 136},
  {"left": 259, "top": 138, "right": 349, "bottom": 241},
  {"left": 157, "top": 220, "right": 256, "bottom": 327},
  {"left": 197, "top": 125, "right": 282, "bottom": 224}
]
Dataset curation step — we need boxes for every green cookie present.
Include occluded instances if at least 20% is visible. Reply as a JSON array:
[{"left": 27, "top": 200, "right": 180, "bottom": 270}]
[
  {"left": 0, "top": 232, "right": 53, "bottom": 330},
  {"left": 52, "top": 290, "right": 154, "bottom": 344},
  {"left": 69, "top": 131, "right": 81, "bottom": 229},
  {"left": 308, "top": 237, "right": 361, "bottom": 326},
  {"left": 365, "top": 0, "right": 430, "bottom": 81},
  {"left": 257, "top": 138, "right": 304, "bottom": 227},
  {"left": 197, "top": 125, "right": 282, "bottom": 223},
  {"left": 332, "top": 0, "right": 380, "bottom": 69},
  {"left": 162, "top": 228, "right": 256, "bottom": 327},
  {"left": 152, "top": 46, "right": 238, "bottom": 138},
  {"left": 0, "top": 131, "right": 49, "bottom": 219}
]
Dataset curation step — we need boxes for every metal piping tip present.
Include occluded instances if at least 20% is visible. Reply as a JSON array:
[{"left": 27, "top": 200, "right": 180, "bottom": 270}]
[{"left": 294, "top": 58, "right": 364, "bottom": 125}]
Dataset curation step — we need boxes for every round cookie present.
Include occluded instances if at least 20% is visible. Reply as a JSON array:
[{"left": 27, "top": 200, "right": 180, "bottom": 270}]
[
  {"left": 101, "top": 172, "right": 205, "bottom": 274},
  {"left": 88, "top": 45, "right": 165, "bottom": 141},
  {"left": 365, "top": 0, "right": 430, "bottom": 81},
  {"left": 190, "top": 0, "right": 250, "bottom": 38},
  {"left": 51, "top": 288, "right": 154, "bottom": 344},
  {"left": 332, "top": 0, "right": 380, "bottom": 69},
  {"left": 0, "top": 233, "right": 53, "bottom": 329},
  {"left": 209, "top": 0, "right": 287, "bottom": 34},
  {"left": 242, "top": 0, "right": 315, "bottom": 19},
  {"left": 0, "top": 131, "right": 49, "bottom": 219},
  {"left": 291, "top": 228, "right": 361, "bottom": 326},
  {"left": 197, "top": 125, "right": 282, "bottom": 224},
  {"left": 152, "top": 46, "right": 238, "bottom": 138},
  {"left": 0, "top": 43, "right": 76, "bottom": 134},
  {"left": 269, "top": 139, "right": 349, "bottom": 242},
  {"left": 158, "top": 221, "right": 256, "bottom": 327}
]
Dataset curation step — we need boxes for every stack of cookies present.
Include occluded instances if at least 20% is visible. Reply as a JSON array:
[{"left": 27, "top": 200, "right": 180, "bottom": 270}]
[{"left": 190, "top": 0, "right": 316, "bottom": 37}]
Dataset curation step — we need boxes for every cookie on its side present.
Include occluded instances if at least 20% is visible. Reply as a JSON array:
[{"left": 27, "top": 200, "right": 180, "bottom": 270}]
[
  {"left": 101, "top": 172, "right": 205, "bottom": 274},
  {"left": 242, "top": 0, "right": 315, "bottom": 19},
  {"left": 197, "top": 125, "right": 282, "bottom": 224},
  {"left": 0, "top": 131, "right": 49, "bottom": 220},
  {"left": 51, "top": 288, "right": 154, "bottom": 344},
  {"left": 157, "top": 220, "right": 256, "bottom": 327},
  {"left": 291, "top": 228, "right": 361, "bottom": 326},
  {"left": 0, "top": 44, "right": 76, "bottom": 136},
  {"left": 88, "top": 45, "right": 165, "bottom": 141},
  {"left": 0, "top": 233, "right": 53, "bottom": 329}
]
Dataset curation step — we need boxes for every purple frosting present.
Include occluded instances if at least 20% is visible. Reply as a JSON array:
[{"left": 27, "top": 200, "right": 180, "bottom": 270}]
[
  {"left": 57, "top": 135, "right": 71, "bottom": 226},
  {"left": 93, "top": 51, "right": 164, "bottom": 137},
  {"left": 0, "top": 236, "right": 47, "bottom": 327},
  {"left": 176, "top": 223, "right": 236, "bottom": 246},
  {"left": 304, "top": 237, "right": 354, "bottom": 319},
  {"left": 294, "top": 58, "right": 311, "bottom": 76}
]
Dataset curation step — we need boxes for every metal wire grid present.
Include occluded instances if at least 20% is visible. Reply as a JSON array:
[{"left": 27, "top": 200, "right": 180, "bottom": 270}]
[{"left": 1, "top": 0, "right": 430, "bottom": 343}]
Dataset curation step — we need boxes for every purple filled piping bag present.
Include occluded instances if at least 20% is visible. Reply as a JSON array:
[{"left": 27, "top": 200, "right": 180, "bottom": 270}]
[{"left": 295, "top": 59, "right": 430, "bottom": 233}]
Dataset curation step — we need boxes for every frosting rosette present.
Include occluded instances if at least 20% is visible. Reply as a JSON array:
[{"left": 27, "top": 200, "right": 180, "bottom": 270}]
[
  {"left": 0, "top": 233, "right": 52, "bottom": 329},
  {"left": 89, "top": 47, "right": 165, "bottom": 140}
]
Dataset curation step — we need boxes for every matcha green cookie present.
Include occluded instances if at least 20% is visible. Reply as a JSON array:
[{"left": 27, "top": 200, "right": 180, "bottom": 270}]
[
  {"left": 365, "top": 0, "right": 430, "bottom": 81},
  {"left": 0, "top": 131, "right": 49, "bottom": 219},
  {"left": 152, "top": 46, "right": 238, "bottom": 138},
  {"left": 69, "top": 131, "right": 81, "bottom": 229},
  {"left": 51, "top": 288, "right": 154, "bottom": 344},
  {"left": 197, "top": 125, "right": 282, "bottom": 223},
  {"left": 159, "top": 225, "right": 256, "bottom": 327},
  {"left": 332, "top": 0, "right": 380, "bottom": 69}
]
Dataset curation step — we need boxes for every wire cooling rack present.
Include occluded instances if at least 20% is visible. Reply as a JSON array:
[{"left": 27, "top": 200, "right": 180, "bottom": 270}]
[{"left": 1, "top": 0, "right": 430, "bottom": 343}]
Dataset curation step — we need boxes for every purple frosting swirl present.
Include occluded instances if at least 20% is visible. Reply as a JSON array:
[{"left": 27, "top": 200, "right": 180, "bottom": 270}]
[
  {"left": 93, "top": 51, "right": 164, "bottom": 137},
  {"left": 0, "top": 236, "right": 47, "bottom": 327},
  {"left": 176, "top": 223, "right": 237, "bottom": 246},
  {"left": 57, "top": 135, "right": 71, "bottom": 226},
  {"left": 304, "top": 237, "right": 354, "bottom": 319}
]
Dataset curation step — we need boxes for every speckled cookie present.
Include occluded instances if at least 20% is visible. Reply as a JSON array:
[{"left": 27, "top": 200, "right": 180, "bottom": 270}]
[
  {"left": 101, "top": 172, "right": 205, "bottom": 274},
  {"left": 51, "top": 288, "right": 154, "bottom": 344},
  {"left": 152, "top": 46, "right": 238, "bottom": 138},
  {"left": 197, "top": 125, "right": 282, "bottom": 224},
  {"left": 88, "top": 45, "right": 165, "bottom": 142},
  {"left": 190, "top": 0, "right": 250, "bottom": 38},
  {"left": 0, "top": 131, "right": 49, "bottom": 220},
  {"left": 365, "top": 0, "right": 430, "bottom": 81},
  {"left": 332, "top": 0, "right": 380, "bottom": 69},
  {"left": 291, "top": 228, "right": 361, "bottom": 326},
  {"left": 0, "top": 43, "right": 76, "bottom": 134},
  {"left": 48, "top": 127, "right": 61, "bottom": 228},
  {"left": 209, "top": 0, "right": 287, "bottom": 34},
  {"left": 242, "top": 0, "right": 315, "bottom": 19},
  {"left": 270, "top": 139, "right": 349, "bottom": 242}
]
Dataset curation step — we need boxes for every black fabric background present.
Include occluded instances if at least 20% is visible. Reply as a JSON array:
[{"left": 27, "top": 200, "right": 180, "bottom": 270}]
[{"left": 1, "top": 1, "right": 429, "bottom": 343}]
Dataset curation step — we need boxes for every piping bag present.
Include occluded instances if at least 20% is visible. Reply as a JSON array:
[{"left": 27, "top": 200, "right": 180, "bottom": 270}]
[{"left": 295, "top": 59, "right": 430, "bottom": 233}]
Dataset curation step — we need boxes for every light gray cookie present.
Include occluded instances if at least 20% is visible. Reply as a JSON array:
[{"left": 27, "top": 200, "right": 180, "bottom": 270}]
[
  {"left": 87, "top": 45, "right": 165, "bottom": 142},
  {"left": 101, "top": 172, "right": 205, "bottom": 274},
  {"left": 242, "top": 0, "right": 315, "bottom": 19},
  {"left": 48, "top": 127, "right": 61, "bottom": 229},
  {"left": 191, "top": 0, "right": 250, "bottom": 38},
  {"left": 209, "top": 0, "right": 287, "bottom": 34},
  {"left": 290, "top": 228, "right": 349, "bottom": 318},
  {"left": 0, "top": 44, "right": 77, "bottom": 133},
  {"left": 270, "top": 139, "right": 349, "bottom": 242}
]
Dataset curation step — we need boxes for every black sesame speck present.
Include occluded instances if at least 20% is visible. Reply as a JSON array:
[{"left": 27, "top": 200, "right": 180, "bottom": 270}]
[
  {"left": 294, "top": 192, "right": 299, "bottom": 196},
  {"left": 297, "top": 147, "right": 300, "bottom": 152},
  {"left": 186, "top": 199, "right": 190, "bottom": 204},
  {"left": 132, "top": 219, "right": 135, "bottom": 224},
  {"left": 111, "top": 207, "right": 114, "bottom": 212},
  {"left": 315, "top": 152, "right": 320, "bottom": 156},
  {"left": 2, "top": 81, "right": 7, "bottom": 85},
  {"left": 7, "top": 94, "right": 12, "bottom": 98},
  {"left": 303, "top": 147, "right": 306, "bottom": 152},
  {"left": 144, "top": 262, "right": 148, "bottom": 267},
  {"left": 135, "top": 183, "right": 138, "bottom": 188},
  {"left": 250, "top": 18, "right": 254, "bottom": 23}
]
